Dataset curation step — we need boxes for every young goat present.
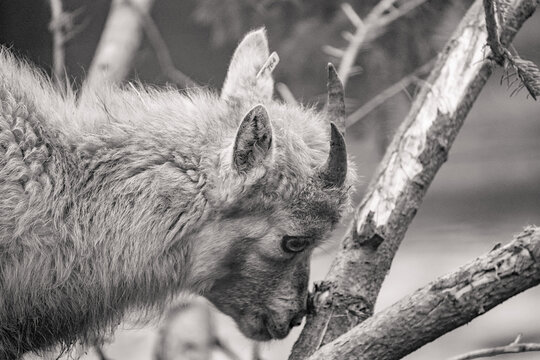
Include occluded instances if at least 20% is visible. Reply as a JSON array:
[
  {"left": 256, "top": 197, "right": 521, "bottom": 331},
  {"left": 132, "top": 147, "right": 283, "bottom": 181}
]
[{"left": 0, "top": 29, "right": 354, "bottom": 359}]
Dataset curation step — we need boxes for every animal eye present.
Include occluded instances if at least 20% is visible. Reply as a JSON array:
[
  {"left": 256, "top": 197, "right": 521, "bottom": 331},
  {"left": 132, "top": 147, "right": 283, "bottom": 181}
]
[{"left": 281, "top": 236, "right": 309, "bottom": 253}]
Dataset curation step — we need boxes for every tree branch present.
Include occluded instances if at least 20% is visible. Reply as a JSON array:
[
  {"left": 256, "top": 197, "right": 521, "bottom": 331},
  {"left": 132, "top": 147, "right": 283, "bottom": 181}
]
[
  {"left": 129, "top": 0, "right": 197, "bottom": 88},
  {"left": 289, "top": 0, "right": 538, "bottom": 358},
  {"left": 449, "top": 334, "right": 540, "bottom": 360},
  {"left": 483, "top": 0, "right": 505, "bottom": 64},
  {"left": 483, "top": 0, "right": 540, "bottom": 99},
  {"left": 48, "top": 0, "right": 67, "bottom": 90},
  {"left": 86, "top": 0, "right": 155, "bottom": 87},
  {"left": 346, "top": 57, "right": 435, "bottom": 127},
  {"left": 306, "top": 226, "right": 540, "bottom": 360},
  {"left": 276, "top": 82, "right": 298, "bottom": 105},
  {"left": 86, "top": 0, "right": 197, "bottom": 89},
  {"left": 337, "top": 0, "right": 428, "bottom": 87}
]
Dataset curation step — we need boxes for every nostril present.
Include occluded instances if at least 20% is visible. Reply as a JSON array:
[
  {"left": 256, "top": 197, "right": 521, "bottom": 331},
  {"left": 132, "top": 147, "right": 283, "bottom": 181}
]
[
  {"left": 289, "top": 314, "right": 304, "bottom": 328},
  {"left": 290, "top": 318, "right": 302, "bottom": 328}
]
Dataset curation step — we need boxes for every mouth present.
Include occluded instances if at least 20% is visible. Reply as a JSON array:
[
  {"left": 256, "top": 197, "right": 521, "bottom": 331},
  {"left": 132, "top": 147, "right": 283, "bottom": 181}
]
[
  {"left": 264, "top": 315, "right": 290, "bottom": 340},
  {"left": 248, "top": 326, "right": 273, "bottom": 341},
  {"left": 239, "top": 318, "right": 272, "bottom": 341},
  {"left": 239, "top": 314, "right": 290, "bottom": 341}
]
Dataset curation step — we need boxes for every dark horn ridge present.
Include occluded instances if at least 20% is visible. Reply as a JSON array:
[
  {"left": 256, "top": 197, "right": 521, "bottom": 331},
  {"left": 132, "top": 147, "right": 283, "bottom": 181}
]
[{"left": 319, "top": 122, "right": 347, "bottom": 188}]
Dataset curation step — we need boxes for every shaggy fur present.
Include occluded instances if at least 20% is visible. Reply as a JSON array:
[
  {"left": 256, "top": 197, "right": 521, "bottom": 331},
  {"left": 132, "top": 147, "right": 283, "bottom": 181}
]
[{"left": 0, "top": 29, "right": 354, "bottom": 359}]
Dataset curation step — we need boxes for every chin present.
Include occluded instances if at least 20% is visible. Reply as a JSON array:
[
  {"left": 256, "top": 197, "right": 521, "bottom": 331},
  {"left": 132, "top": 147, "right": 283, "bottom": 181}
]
[
  {"left": 244, "top": 327, "right": 274, "bottom": 341},
  {"left": 237, "top": 315, "right": 290, "bottom": 341}
]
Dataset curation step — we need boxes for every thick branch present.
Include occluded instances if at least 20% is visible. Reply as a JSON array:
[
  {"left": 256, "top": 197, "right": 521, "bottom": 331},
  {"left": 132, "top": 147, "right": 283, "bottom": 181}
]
[
  {"left": 289, "top": 0, "right": 538, "bottom": 358},
  {"left": 86, "top": 0, "right": 155, "bottom": 87},
  {"left": 306, "top": 227, "right": 540, "bottom": 360}
]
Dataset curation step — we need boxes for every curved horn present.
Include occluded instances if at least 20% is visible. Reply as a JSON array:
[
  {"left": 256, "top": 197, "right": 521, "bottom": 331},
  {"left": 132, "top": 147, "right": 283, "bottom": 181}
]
[
  {"left": 319, "top": 122, "right": 347, "bottom": 188},
  {"left": 326, "top": 63, "right": 346, "bottom": 134}
]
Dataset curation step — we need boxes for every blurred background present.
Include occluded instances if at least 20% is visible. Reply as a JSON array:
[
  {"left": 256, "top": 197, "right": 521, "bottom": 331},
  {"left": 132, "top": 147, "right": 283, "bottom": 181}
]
[{"left": 1, "top": 0, "right": 539, "bottom": 359}]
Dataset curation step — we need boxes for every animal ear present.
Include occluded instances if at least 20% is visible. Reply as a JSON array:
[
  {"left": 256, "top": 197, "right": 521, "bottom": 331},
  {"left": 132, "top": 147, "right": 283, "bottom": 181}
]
[
  {"left": 221, "top": 28, "right": 276, "bottom": 102},
  {"left": 232, "top": 105, "right": 273, "bottom": 174}
]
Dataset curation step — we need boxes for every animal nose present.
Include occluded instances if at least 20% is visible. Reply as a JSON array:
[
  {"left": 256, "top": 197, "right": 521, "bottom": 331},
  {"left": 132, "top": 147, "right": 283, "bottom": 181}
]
[
  {"left": 289, "top": 309, "right": 306, "bottom": 329},
  {"left": 289, "top": 315, "right": 302, "bottom": 328}
]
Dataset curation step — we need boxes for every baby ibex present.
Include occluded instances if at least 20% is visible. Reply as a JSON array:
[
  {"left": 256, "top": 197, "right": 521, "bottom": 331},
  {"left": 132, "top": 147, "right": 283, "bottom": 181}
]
[{"left": 0, "top": 29, "right": 354, "bottom": 359}]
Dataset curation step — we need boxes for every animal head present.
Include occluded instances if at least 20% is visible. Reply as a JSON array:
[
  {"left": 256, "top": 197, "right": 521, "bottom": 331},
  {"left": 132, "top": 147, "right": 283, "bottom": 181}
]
[{"left": 187, "top": 29, "right": 355, "bottom": 341}]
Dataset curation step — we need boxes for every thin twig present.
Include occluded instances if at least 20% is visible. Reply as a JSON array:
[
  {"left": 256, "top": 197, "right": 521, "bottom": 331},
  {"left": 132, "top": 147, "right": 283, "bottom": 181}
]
[
  {"left": 376, "top": 0, "right": 428, "bottom": 28},
  {"left": 511, "top": 334, "right": 523, "bottom": 344},
  {"left": 63, "top": 7, "right": 89, "bottom": 44},
  {"left": 322, "top": 45, "right": 345, "bottom": 58},
  {"left": 449, "top": 340, "right": 540, "bottom": 360},
  {"left": 347, "top": 57, "right": 435, "bottom": 126},
  {"left": 337, "top": 0, "right": 428, "bottom": 87},
  {"left": 124, "top": 0, "right": 197, "bottom": 88},
  {"left": 341, "top": 3, "right": 364, "bottom": 28},
  {"left": 337, "top": 10, "right": 368, "bottom": 87}
]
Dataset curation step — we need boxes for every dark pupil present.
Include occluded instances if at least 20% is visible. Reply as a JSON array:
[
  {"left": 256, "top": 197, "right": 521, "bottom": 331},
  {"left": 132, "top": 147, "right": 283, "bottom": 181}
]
[{"left": 282, "top": 236, "right": 307, "bottom": 253}]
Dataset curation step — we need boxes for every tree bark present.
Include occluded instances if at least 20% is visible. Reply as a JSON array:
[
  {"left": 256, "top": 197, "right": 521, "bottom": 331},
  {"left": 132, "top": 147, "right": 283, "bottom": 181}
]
[
  {"left": 449, "top": 335, "right": 540, "bottom": 360},
  {"left": 48, "top": 0, "right": 66, "bottom": 88},
  {"left": 289, "top": 0, "right": 539, "bottom": 358},
  {"left": 86, "top": 0, "right": 154, "bottom": 87},
  {"left": 307, "top": 226, "right": 540, "bottom": 360}
]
